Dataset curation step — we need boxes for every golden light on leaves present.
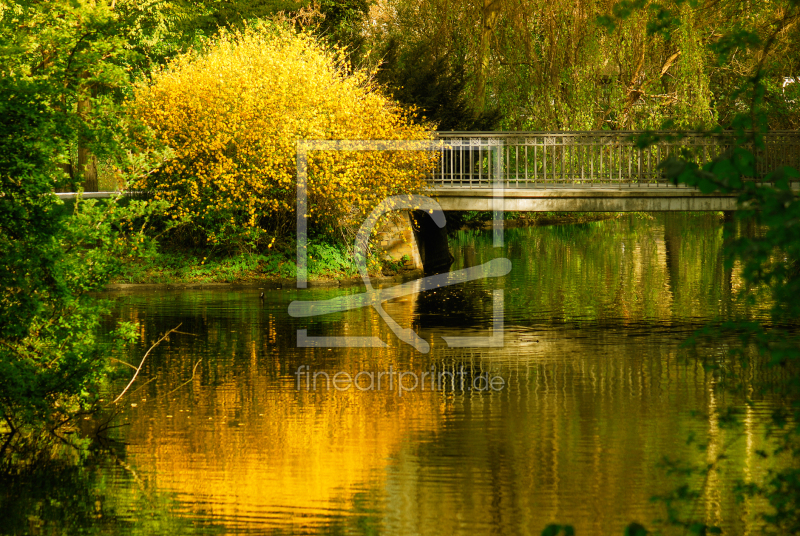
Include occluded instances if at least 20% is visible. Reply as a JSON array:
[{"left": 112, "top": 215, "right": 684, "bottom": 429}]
[{"left": 132, "top": 23, "right": 435, "bottom": 246}]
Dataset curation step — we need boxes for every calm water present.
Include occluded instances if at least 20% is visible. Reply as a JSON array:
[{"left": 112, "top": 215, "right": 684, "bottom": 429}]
[{"left": 1, "top": 214, "right": 783, "bottom": 535}]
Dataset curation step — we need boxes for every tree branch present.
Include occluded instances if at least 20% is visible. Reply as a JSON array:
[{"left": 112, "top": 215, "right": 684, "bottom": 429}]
[
  {"left": 165, "top": 359, "right": 203, "bottom": 396},
  {"left": 110, "top": 324, "right": 182, "bottom": 405}
]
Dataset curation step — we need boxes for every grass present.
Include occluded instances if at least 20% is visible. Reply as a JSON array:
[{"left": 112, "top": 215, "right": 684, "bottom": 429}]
[
  {"left": 113, "top": 240, "right": 410, "bottom": 285},
  {"left": 113, "top": 249, "right": 293, "bottom": 284}
]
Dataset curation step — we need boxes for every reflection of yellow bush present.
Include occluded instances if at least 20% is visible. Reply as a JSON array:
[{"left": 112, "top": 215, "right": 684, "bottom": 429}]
[{"left": 133, "top": 23, "right": 434, "bottom": 247}]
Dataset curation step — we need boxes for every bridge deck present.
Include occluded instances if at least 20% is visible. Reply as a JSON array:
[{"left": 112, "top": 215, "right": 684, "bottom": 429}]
[
  {"left": 429, "top": 131, "right": 800, "bottom": 211},
  {"left": 431, "top": 187, "right": 743, "bottom": 212}
]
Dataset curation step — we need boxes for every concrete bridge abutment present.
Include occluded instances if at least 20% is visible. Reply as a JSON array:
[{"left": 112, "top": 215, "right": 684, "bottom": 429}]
[{"left": 375, "top": 210, "right": 454, "bottom": 275}]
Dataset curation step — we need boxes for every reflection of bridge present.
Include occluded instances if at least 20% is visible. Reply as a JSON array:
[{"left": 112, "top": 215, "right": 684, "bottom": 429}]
[{"left": 431, "top": 131, "right": 800, "bottom": 212}]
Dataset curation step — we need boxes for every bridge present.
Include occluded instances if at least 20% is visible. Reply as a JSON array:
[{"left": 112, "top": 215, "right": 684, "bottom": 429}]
[
  {"left": 430, "top": 131, "right": 800, "bottom": 212},
  {"left": 52, "top": 130, "right": 800, "bottom": 274},
  {"left": 55, "top": 131, "right": 800, "bottom": 213}
]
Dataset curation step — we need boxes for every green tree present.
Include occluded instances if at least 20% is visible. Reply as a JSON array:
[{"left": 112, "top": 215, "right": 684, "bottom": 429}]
[
  {"left": 1, "top": 0, "right": 128, "bottom": 190},
  {"left": 0, "top": 0, "right": 207, "bottom": 191},
  {"left": 599, "top": 0, "right": 800, "bottom": 533},
  {"left": 375, "top": 36, "right": 501, "bottom": 131},
  {"left": 316, "top": 0, "right": 370, "bottom": 56},
  {"left": 0, "top": 2, "right": 175, "bottom": 447},
  {"left": 364, "top": 0, "right": 800, "bottom": 130}
]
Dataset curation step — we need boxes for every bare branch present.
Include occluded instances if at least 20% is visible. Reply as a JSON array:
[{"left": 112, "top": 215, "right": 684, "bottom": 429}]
[
  {"left": 110, "top": 324, "right": 182, "bottom": 405},
  {"left": 110, "top": 357, "right": 137, "bottom": 370},
  {"left": 660, "top": 51, "right": 681, "bottom": 77},
  {"left": 165, "top": 359, "right": 203, "bottom": 396}
]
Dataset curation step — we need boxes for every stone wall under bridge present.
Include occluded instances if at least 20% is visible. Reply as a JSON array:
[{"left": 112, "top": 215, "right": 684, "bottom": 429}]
[{"left": 375, "top": 210, "right": 453, "bottom": 275}]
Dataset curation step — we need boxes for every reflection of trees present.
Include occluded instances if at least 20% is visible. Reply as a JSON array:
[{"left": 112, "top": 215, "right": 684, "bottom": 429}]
[
  {"left": 412, "top": 283, "right": 495, "bottom": 330},
  {"left": 102, "top": 289, "right": 445, "bottom": 531},
  {"left": 0, "top": 452, "right": 207, "bottom": 535},
  {"left": 448, "top": 214, "right": 749, "bottom": 326},
  {"left": 378, "top": 332, "right": 783, "bottom": 535},
  {"left": 664, "top": 212, "right": 683, "bottom": 306}
]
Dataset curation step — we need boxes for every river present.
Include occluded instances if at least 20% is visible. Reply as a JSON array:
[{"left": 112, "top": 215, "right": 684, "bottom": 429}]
[{"left": 1, "top": 213, "right": 783, "bottom": 535}]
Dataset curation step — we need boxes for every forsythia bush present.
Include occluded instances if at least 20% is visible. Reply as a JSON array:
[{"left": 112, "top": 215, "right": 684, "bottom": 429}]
[{"left": 132, "top": 23, "right": 434, "bottom": 247}]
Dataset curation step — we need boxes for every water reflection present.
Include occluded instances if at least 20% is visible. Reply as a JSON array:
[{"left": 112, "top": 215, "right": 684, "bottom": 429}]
[
  {"left": 7, "top": 213, "right": 781, "bottom": 535},
  {"left": 0, "top": 447, "right": 219, "bottom": 535}
]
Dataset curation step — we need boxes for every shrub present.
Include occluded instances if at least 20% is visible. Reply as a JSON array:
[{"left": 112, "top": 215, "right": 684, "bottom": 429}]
[
  {"left": 0, "top": 29, "right": 174, "bottom": 446},
  {"left": 132, "top": 22, "right": 435, "bottom": 249}
]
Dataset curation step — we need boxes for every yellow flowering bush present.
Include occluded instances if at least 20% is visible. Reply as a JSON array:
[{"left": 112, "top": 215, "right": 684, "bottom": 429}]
[{"left": 132, "top": 23, "right": 434, "bottom": 248}]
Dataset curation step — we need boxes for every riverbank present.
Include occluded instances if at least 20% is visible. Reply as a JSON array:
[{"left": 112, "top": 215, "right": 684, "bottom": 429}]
[
  {"left": 109, "top": 245, "right": 421, "bottom": 289},
  {"left": 110, "top": 212, "right": 647, "bottom": 288}
]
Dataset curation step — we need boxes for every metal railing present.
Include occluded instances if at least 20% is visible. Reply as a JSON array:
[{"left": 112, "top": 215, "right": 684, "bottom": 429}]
[{"left": 433, "top": 131, "right": 800, "bottom": 188}]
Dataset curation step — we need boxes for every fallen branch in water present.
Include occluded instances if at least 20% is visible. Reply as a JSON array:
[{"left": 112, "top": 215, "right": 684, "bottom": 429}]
[
  {"left": 110, "top": 357, "right": 137, "bottom": 371},
  {"left": 165, "top": 359, "right": 203, "bottom": 396},
  {"left": 110, "top": 324, "right": 182, "bottom": 405},
  {"left": 127, "top": 376, "right": 158, "bottom": 398}
]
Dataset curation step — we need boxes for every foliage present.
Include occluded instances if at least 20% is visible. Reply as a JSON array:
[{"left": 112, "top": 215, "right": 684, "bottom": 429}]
[
  {"left": 114, "top": 0, "right": 212, "bottom": 72},
  {"left": 175, "top": 0, "right": 309, "bottom": 37},
  {"left": 0, "top": 193, "right": 171, "bottom": 442},
  {"left": 0, "top": 3, "right": 183, "bottom": 443},
  {"left": 0, "top": 76, "right": 69, "bottom": 342},
  {"left": 364, "top": 0, "right": 800, "bottom": 130},
  {"left": 316, "top": 0, "right": 371, "bottom": 58},
  {"left": 375, "top": 37, "right": 502, "bottom": 131},
  {"left": 591, "top": 0, "right": 800, "bottom": 534},
  {"left": 132, "top": 23, "right": 435, "bottom": 250},
  {"left": 144, "top": 0, "right": 372, "bottom": 64},
  {"left": 0, "top": 69, "right": 158, "bottom": 444},
  {"left": 0, "top": 0, "right": 152, "bottom": 190}
]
